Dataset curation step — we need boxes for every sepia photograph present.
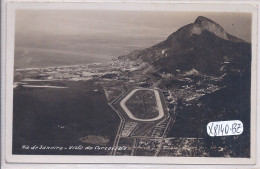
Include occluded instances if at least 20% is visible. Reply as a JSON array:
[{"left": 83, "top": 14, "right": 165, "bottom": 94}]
[{"left": 3, "top": 2, "right": 257, "bottom": 164}]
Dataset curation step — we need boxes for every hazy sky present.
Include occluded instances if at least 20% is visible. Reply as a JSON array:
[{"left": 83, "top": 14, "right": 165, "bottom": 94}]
[{"left": 15, "top": 10, "right": 252, "bottom": 68}]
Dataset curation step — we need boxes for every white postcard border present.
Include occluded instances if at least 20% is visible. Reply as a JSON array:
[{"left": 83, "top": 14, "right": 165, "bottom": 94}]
[{"left": 3, "top": 1, "right": 258, "bottom": 164}]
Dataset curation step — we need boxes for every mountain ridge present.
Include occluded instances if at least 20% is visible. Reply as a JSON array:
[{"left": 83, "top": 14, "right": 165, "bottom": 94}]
[{"left": 118, "top": 16, "right": 250, "bottom": 76}]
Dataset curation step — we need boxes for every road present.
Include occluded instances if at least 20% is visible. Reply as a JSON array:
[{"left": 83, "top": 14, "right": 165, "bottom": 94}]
[
  {"left": 109, "top": 88, "right": 169, "bottom": 156},
  {"left": 108, "top": 90, "right": 126, "bottom": 155}
]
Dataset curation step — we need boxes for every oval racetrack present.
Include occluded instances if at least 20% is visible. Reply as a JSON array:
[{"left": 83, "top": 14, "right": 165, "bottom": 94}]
[{"left": 120, "top": 88, "right": 164, "bottom": 122}]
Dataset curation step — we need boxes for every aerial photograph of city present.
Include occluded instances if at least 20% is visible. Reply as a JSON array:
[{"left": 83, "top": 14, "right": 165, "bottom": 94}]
[{"left": 12, "top": 10, "right": 251, "bottom": 158}]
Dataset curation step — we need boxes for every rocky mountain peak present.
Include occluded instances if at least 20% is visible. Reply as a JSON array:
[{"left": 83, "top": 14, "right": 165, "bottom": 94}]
[
  {"left": 118, "top": 16, "right": 247, "bottom": 65},
  {"left": 191, "top": 16, "right": 228, "bottom": 40},
  {"left": 194, "top": 16, "right": 216, "bottom": 25}
]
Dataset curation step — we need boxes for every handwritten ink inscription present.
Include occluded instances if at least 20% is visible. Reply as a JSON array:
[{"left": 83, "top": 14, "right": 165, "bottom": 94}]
[{"left": 207, "top": 120, "right": 243, "bottom": 137}]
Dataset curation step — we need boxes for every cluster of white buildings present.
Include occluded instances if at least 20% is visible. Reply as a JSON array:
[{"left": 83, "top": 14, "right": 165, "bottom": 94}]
[{"left": 17, "top": 60, "right": 141, "bottom": 82}]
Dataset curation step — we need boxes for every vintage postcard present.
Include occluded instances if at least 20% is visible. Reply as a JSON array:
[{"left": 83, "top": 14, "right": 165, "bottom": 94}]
[{"left": 3, "top": 2, "right": 257, "bottom": 164}]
